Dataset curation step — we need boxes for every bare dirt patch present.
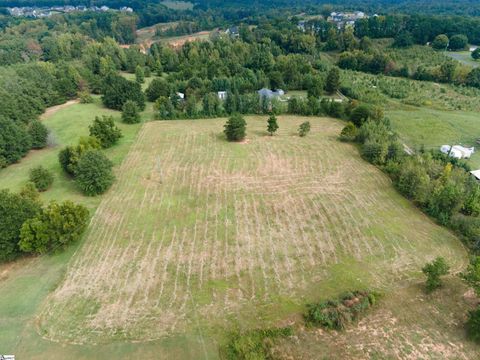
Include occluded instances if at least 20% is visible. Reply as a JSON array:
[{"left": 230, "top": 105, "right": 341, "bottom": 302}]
[{"left": 40, "top": 99, "right": 79, "bottom": 120}]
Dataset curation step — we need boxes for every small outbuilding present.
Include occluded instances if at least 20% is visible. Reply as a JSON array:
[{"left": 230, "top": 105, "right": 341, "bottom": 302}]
[
  {"left": 257, "top": 88, "right": 284, "bottom": 99},
  {"left": 440, "top": 145, "right": 475, "bottom": 159},
  {"left": 217, "top": 91, "right": 227, "bottom": 100},
  {"left": 471, "top": 170, "right": 480, "bottom": 182}
]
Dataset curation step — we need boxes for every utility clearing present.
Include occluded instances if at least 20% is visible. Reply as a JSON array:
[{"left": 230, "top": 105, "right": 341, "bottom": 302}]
[{"left": 38, "top": 116, "right": 467, "bottom": 345}]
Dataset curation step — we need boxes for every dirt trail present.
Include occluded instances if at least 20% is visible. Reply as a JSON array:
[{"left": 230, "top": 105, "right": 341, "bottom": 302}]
[{"left": 40, "top": 99, "right": 79, "bottom": 120}]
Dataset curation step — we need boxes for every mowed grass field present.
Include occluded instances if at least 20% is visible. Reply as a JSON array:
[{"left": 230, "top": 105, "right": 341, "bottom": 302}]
[
  {"left": 388, "top": 106, "right": 480, "bottom": 169},
  {"left": 35, "top": 116, "right": 467, "bottom": 353}
]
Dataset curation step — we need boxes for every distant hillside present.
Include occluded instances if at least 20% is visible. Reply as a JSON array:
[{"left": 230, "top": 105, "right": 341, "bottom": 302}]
[{"left": 2, "top": 0, "right": 480, "bottom": 16}]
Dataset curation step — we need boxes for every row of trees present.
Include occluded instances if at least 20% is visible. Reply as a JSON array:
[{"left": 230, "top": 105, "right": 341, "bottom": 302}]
[
  {"left": 340, "top": 115, "right": 480, "bottom": 251},
  {"left": 337, "top": 47, "right": 480, "bottom": 89}
]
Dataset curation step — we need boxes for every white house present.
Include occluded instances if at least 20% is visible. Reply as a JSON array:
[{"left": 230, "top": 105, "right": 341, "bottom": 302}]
[
  {"left": 440, "top": 145, "right": 475, "bottom": 159},
  {"left": 176, "top": 92, "right": 185, "bottom": 100},
  {"left": 217, "top": 91, "right": 227, "bottom": 100},
  {"left": 471, "top": 170, "right": 480, "bottom": 182}
]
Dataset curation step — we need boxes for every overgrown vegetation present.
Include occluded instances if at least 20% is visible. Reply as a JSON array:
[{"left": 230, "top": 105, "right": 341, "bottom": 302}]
[
  {"left": 305, "top": 290, "right": 379, "bottom": 330},
  {"left": 221, "top": 327, "right": 293, "bottom": 360}
]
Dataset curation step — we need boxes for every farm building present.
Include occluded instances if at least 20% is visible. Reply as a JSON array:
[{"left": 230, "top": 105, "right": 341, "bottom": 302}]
[
  {"left": 440, "top": 145, "right": 475, "bottom": 159},
  {"left": 217, "top": 91, "right": 227, "bottom": 100},
  {"left": 471, "top": 170, "right": 480, "bottom": 182},
  {"left": 258, "top": 88, "right": 284, "bottom": 99}
]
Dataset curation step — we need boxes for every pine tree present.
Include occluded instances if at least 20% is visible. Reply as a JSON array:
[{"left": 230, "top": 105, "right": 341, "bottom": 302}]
[
  {"left": 135, "top": 65, "right": 145, "bottom": 84},
  {"left": 224, "top": 114, "right": 246, "bottom": 142},
  {"left": 122, "top": 100, "right": 141, "bottom": 124},
  {"left": 267, "top": 113, "right": 279, "bottom": 136},
  {"left": 325, "top": 67, "right": 341, "bottom": 94}
]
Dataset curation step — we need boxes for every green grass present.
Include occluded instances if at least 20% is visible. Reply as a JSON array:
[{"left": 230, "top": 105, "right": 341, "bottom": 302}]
[
  {"left": 388, "top": 106, "right": 480, "bottom": 169},
  {"left": 447, "top": 51, "right": 480, "bottom": 68},
  {"left": 28, "top": 116, "right": 468, "bottom": 356},
  {"left": 0, "top": 97, "right": 146, "bottom": 210},
  {"left": 0, "top": 106, "right": 474, "bottom": 358}
]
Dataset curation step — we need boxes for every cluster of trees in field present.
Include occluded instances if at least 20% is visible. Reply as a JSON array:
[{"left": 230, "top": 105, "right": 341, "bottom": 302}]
[
  {"left": 0, "top": 187, "right": 89, "bottom": 262},
  {"left": 59, "top": 115, "right": 121, "bottom": 196},
  {"left": 340, "top": 114, "right": 480, "bottom": 251}
]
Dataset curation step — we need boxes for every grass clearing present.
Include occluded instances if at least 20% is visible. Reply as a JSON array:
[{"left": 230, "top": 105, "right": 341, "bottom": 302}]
[
  {"left": 276, "top": 277, "right": 480, "bottom": 359},
  {"left": 0, "top": 97, "right": 146, "bottom": 210},
  {"left": 447, "top": 51, "right": 480, "bottom": 68},
  {"left": 37, "top": 116, "right": 467, "bottom": 350},
  {"left": 387, "top": 106, "right": 480, "bottom": 169}
]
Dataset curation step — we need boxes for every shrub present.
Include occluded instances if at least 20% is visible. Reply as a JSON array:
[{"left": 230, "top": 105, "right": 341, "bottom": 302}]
[
  {"left": 135, "top": 65, "right": 144, "bottom": 84},
  {"left": 28, "top": 120, "right": 48, "bottom": 149},
  {"left": 339, "top": 122, "right": 358, "bottom": 142},
  {"left": 461, "top": 256, "right": 480, "bottom": 297},
  {"left": 146, "top": 78, "right": 171, "bottom": 102},
  {"left": 75, "top": 150, "right": 115, "bottom": 196},
  {"left": 122, "top": 100, "right": 141, "bottom": 124},
  {"left": 102, "top": 74, "right": 146, "bottom": 111},
  {"left": 325, "top": 67, "right": 341, "bottom": 94},
  {"left": 421, "top": 257, "right": 450, "bottom": 292},
  {"left": 432, "top": 34, "right": 449, "bottom": 50},
  {"left": 224, "top": 114, "right": 247, "bottom": 141},
  {"left": 472, "top": 48, "right": 480, "bottom": 60},
  {"left": 0, "top": 117, "right": 32, "bottom": 165},
  {"left": 305, "top": 290, "right": 378, "bottom": 330},
  {"left": 466, "top": 307, "right": 480, "bottom": 343},
  {"left": 350, "top": 105, "right": 371, "bottom": 127},
  {"left": 267, "top": 113, "right": 279, "bottom": 135},
  {"left": 78, "top": 90, "right": 94, "bottom": 104},
  {"left": 20, "top": 182, "right": 40, "bottom": 202},
  {"left": 298, "top": 121, "right": 311, "bottom": 137},
  {"left": 29, "top": 166, "right": 54, "bottom": 192},
  {"left": 221, "top": 327, "right": 293, "bottom": 360},
  {"left": 58, "top": 136, "right": 101, "bottom": 175},
  {"left": 89, "top": 115, "right": 122, "bottom": 148},
  {"left": 362, "top": 139, "right": 388, "bottom": 164},
  {"left": 19, "top": 201, "right": 89, "bottom": 254},
  {"left": 449, "top": 34, "right": 468, "bottom": 51},
  {"left": 0, "top": 189, "right": 41, "bottom": 262}
]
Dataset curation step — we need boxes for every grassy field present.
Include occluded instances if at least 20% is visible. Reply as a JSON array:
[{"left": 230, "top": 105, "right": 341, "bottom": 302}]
[
  {"left": 447, "top": 51, "right": 480, "bottom": 68},
  {"left": 387, "top": 106, "right": 480, "bottom": 169},
  {"left": 0, "top": 96, "right": 155, "bottom": 358},
  {"left": 24, "top": 116, "right": 467, "bottom": 357},
  {"left": 0, "top": 97, "right": 145, "bottom": 210}
]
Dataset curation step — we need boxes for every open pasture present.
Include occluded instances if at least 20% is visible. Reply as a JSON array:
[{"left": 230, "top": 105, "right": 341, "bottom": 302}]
[
  {"left": 388, "top": 107, "right": 480, "bottom": 169},
  {"left": 37, "top": 116, "right": 467, "bottom": 346}
]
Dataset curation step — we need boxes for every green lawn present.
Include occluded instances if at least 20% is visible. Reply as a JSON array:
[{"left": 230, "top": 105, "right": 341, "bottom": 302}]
[{"left": 388, "top": 106, "right": 480, "bottom": 169}]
